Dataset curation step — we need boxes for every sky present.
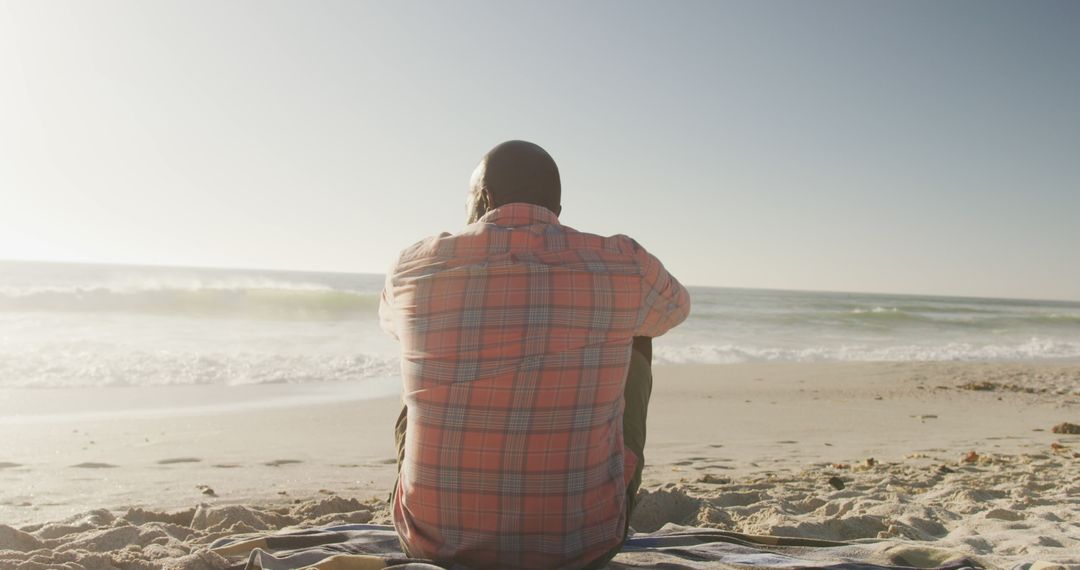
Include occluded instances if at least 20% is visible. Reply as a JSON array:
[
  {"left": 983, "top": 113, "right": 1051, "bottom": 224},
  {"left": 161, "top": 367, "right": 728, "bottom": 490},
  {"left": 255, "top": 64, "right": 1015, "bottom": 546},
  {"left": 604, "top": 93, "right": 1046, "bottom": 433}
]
[{"left": 1, "top": 1, "right": 1078, "bottom": 301}]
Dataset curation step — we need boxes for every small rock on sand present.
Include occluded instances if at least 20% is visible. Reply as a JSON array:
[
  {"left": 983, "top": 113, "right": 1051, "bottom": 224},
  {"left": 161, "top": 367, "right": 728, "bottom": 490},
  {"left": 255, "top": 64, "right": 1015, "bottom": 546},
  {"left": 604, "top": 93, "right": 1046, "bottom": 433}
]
[{"left": 1051, "top": 422, "right": 1080, "bottom": 434}]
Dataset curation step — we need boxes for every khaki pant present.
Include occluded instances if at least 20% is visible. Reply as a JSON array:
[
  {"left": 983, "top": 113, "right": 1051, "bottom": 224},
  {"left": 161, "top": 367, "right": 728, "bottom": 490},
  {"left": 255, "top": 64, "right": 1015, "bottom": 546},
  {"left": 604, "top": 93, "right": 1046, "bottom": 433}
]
[{"left": 393, "top": 346, "right": 654, "bottom": 568}]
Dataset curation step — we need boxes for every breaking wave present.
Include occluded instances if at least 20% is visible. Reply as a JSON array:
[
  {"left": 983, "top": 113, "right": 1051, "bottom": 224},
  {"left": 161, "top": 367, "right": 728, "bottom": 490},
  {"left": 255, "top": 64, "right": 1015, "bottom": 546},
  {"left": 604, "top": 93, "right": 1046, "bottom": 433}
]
[{"left": 0, "top": 280, "right": 380, "bottom": 320}]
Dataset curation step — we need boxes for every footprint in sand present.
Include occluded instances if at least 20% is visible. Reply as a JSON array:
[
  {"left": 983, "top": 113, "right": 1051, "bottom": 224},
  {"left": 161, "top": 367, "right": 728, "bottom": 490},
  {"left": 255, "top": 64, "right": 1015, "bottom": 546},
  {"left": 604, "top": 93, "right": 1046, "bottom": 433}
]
[
  {"left": 157, "top": 457, "right": 203, "bottom": 465},
  {"left": 695, "top": 459, "right": 734, "bottom": 469},
  {"left": 71, "top": 462, "right": 117, "bottom": 469},
  {"left": 777, "top": 440, "right": 799, "bottom": 444},
  {"left": 212, "top": 464, "right": 241, "bottom": 469},
  {"left": 263, "top": 459, "right": 302, "bottom": 467},
  {"left": 0, "top": 462, "right": 22, "bottom": 469}
]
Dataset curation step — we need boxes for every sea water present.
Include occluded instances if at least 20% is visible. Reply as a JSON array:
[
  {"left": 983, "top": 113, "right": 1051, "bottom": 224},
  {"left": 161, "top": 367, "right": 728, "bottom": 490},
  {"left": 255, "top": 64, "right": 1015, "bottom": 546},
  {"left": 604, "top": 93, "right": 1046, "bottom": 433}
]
[{"left": 1, "top": 260, "right": 1079, "bottom": 391}]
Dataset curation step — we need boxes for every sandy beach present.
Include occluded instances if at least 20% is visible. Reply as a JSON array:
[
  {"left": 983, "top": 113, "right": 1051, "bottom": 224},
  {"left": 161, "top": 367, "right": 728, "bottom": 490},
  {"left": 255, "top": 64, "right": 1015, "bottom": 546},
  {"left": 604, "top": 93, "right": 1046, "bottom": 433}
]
[
  {"left": 5, "top": 0, "right": 1080, "bottom": 566},
  {"left": 2, "top": 361, "right": 1079, "bottom": 568}
]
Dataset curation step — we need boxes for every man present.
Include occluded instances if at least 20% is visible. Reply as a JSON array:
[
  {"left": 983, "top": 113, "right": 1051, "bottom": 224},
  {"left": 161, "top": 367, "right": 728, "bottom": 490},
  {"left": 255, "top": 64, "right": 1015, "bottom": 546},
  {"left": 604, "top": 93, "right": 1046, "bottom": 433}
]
[{"left": 379, "top": 140, "right": 690, "bottom": 569}]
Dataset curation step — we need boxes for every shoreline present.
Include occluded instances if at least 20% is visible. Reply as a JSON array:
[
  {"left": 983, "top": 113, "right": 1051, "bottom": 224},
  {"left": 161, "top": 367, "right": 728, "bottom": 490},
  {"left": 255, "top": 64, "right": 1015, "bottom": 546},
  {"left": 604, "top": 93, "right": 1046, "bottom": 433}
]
[
  {"left": 3, "top": 358, "right": 1079, "bottom": 422},
  {"left": 0, "top": 376, "right": 402, "bottom": 425}
]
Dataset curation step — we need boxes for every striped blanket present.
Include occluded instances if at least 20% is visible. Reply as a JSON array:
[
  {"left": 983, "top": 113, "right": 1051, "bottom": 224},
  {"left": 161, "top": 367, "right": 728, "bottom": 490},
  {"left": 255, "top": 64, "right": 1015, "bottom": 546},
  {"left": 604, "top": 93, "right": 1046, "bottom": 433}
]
[{"left": 210, "top": 524, "right": 989, "bottom": 570}]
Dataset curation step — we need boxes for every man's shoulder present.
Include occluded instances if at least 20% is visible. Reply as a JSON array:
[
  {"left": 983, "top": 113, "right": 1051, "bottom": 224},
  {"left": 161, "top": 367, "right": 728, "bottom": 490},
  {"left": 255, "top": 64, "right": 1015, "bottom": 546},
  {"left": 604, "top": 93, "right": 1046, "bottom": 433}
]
[
  {"left": 556, "top": 223, "right": 647, "bottom": 258},
  {"left": 392, "top": 226, "right": 493, "bottom": 271},
  {"left": 388, "top": 223, "right": 652, "bottom": 276},
  {"left": 396, "top": 232, "right": 453, "bottom": 261}
]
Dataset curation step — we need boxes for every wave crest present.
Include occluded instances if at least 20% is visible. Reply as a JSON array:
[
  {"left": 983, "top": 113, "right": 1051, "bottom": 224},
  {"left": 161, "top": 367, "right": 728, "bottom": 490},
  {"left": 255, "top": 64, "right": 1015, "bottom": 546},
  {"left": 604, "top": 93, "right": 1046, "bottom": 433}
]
[{"left": 0, "top": 285, "right": 380, "bottom": 319}]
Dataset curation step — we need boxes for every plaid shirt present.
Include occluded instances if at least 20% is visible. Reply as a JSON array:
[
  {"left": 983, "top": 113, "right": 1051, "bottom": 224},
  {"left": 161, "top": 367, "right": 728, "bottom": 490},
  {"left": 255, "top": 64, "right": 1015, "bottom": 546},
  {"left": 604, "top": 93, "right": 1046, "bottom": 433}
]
[{"left": 380, "top": 203, "right": 690, "bottom": 569}]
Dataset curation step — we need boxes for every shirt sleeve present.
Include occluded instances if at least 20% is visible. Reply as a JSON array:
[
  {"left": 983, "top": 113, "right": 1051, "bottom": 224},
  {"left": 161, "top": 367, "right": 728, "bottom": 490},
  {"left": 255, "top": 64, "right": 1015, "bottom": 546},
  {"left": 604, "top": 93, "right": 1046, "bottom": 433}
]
[
  {"left": 633, "top": 241, "right": 691, "bottom": 338},
  {"left": 379, "top": 269, "right": 399, "bottom": 341}
]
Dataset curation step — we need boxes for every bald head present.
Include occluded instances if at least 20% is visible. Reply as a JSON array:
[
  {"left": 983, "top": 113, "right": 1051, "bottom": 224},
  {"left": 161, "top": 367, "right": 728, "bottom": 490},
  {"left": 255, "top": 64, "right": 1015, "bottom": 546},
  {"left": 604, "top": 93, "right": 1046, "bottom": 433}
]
[{"left": 467, "top": 140, "right": 561, "bottom": 223}]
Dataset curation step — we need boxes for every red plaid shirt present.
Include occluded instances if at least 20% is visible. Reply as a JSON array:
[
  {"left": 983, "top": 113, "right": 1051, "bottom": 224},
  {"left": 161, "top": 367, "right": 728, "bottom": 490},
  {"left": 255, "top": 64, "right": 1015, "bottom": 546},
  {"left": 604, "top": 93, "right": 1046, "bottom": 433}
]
[{"left": 380, "top": 203, "right": 690, "bottom": 569}]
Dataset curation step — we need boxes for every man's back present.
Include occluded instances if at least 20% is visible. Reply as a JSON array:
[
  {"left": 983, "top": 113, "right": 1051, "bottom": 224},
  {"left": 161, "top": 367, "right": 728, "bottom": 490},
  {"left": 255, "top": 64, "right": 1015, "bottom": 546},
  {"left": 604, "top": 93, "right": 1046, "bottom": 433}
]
[{"left": 380, "top": 203, "right": 689, "bottom": 568}]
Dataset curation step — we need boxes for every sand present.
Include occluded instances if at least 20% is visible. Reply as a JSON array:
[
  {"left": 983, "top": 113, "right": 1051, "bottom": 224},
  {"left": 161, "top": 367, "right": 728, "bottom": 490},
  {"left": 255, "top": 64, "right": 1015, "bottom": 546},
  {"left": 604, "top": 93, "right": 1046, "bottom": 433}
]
[{"left": 1, "top": 361, "right": 1078, "bottom": 568}]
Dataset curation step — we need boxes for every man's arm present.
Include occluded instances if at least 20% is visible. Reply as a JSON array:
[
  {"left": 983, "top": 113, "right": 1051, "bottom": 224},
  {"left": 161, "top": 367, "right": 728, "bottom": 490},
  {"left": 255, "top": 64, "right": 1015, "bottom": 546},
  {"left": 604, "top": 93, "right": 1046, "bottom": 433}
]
[{"left": 633, "top": 242, "right": 691, "bottom": 339}]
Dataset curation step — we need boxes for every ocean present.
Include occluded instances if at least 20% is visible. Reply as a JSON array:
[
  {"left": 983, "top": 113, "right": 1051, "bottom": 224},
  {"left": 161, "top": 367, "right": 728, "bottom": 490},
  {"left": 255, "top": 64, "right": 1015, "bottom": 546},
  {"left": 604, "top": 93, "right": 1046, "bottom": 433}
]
[{"left": 2, "top": 260, "right": 1079, "bottom": 390}]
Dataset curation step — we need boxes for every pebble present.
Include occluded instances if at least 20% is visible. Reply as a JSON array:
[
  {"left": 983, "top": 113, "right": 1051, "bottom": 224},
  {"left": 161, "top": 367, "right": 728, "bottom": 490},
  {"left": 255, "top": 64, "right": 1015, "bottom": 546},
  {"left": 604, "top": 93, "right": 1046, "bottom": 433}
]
[{"left": 1051, "top": 422, "right": 1080, "bottom": 434}]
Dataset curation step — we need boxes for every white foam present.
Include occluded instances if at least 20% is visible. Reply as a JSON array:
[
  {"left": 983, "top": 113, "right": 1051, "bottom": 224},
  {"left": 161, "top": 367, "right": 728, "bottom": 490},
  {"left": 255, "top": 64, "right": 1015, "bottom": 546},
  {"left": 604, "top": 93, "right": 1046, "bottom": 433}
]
[
  {"left": 850, "top": 306, "right": 899, "bottom": 314},
  {"left": 0, "top": 350, "right": 400, "bottom": 388},
  {"left": 654, "top": 337, "right": 1080, "bottom": 364},
  {"left": 0, "top": 276, "right": 341, "bottom": 298}
]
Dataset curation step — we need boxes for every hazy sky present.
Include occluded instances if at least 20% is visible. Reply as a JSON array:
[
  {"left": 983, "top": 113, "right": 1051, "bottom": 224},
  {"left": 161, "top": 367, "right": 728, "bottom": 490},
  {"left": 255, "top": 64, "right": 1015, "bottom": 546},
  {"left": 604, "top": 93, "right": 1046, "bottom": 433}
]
[{"left": 2, "top": 1, "right": 1078, "bottom": 300}]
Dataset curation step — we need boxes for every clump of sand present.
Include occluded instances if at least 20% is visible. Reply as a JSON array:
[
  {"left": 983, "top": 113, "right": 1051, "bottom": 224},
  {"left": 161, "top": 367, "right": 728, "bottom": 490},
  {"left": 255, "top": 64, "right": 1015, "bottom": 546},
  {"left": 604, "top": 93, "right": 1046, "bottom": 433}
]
[
  {"left": 0, "top": 494, "right": 381, "bottom": 570},
  {"left": 2, "top": 449, "right": 1077, "bottom": 568},
  {"left": 631, "top": 448, "right": 1079, "bottom": 567},
  {"left": 934, "top": 363, "right": 1080, "bottom": 399}
]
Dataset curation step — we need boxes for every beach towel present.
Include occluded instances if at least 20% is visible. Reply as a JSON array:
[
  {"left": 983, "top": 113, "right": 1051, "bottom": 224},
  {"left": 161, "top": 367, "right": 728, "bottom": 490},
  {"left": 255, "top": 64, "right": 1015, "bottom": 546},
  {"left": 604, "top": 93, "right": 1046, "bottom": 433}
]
[{"left": 210, "top": 523, "right": 989, "bottom": 570}]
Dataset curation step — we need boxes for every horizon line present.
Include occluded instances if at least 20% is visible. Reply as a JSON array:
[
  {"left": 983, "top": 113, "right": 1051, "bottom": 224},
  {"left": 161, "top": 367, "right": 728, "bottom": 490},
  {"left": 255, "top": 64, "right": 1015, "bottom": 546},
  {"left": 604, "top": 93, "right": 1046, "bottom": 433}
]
[{"left": 3, "top": 256, "right": 1079, "bottom": 306}]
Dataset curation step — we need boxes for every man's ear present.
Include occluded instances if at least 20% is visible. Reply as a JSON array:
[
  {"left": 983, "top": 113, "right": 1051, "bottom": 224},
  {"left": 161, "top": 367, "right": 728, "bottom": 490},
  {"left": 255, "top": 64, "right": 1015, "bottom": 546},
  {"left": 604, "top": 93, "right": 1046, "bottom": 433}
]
[{"left": 482, "top": 188, "right": 495, "bottom": 212}]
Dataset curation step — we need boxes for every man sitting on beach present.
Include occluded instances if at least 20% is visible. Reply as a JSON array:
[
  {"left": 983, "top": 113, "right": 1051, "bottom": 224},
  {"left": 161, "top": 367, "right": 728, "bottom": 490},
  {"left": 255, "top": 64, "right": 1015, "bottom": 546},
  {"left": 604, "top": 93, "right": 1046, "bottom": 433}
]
[{"left": 379, "top": 140, "right": 691, "bottom": 569}]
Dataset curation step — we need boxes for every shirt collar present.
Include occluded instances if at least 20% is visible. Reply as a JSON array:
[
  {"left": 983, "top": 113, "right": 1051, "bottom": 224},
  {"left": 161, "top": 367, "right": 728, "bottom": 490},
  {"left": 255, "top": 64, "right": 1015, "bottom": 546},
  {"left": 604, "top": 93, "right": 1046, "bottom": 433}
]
[{"left": 477, "top": 203, "right": 560, "bottom": 227}]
